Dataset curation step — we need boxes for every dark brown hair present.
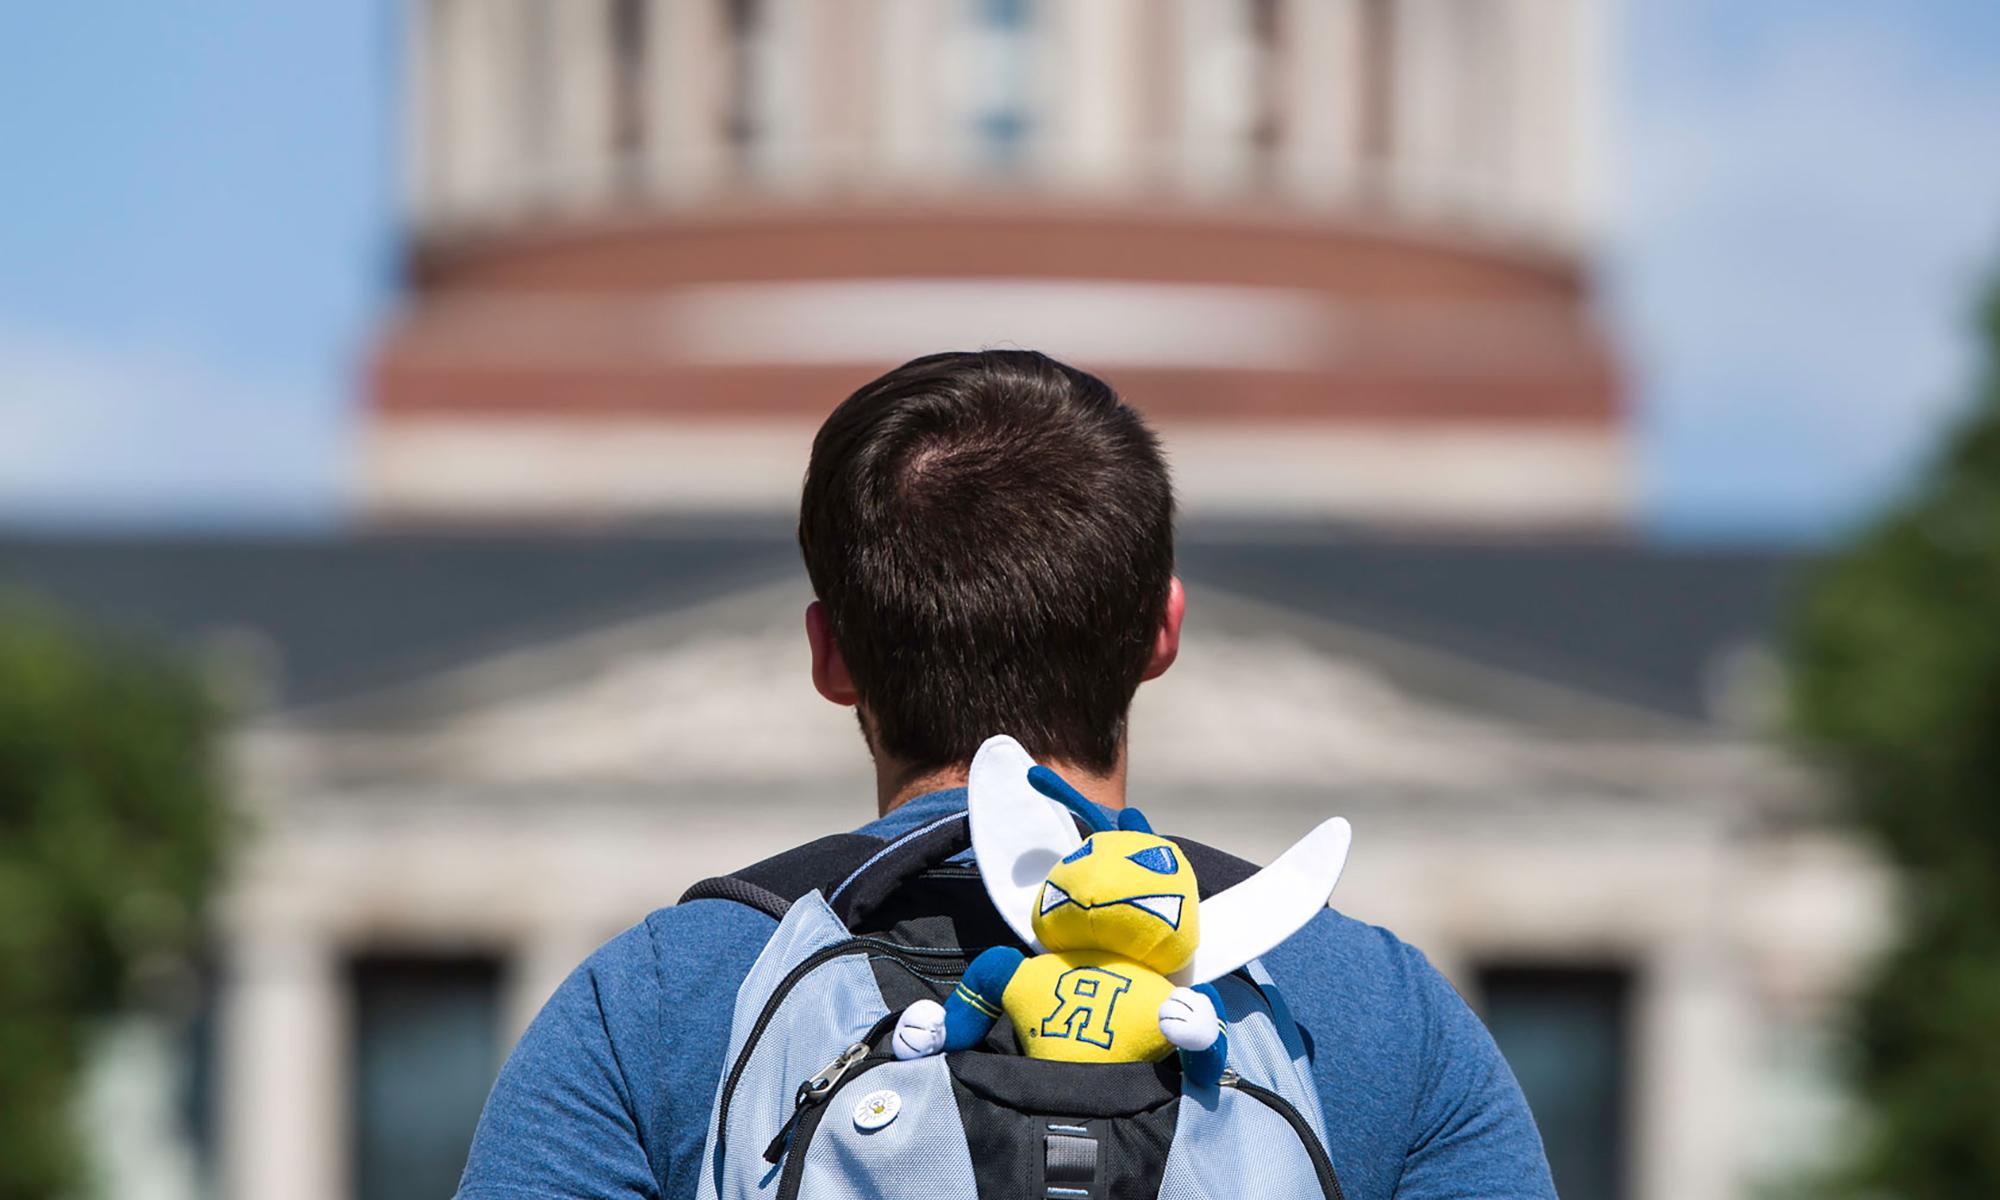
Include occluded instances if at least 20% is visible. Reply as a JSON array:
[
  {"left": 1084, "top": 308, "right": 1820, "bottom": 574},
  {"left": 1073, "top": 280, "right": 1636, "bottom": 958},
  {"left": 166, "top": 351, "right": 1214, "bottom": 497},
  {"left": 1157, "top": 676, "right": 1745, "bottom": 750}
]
[{"left": 799, "top": 350, "right": 1175, "bottom": 773}]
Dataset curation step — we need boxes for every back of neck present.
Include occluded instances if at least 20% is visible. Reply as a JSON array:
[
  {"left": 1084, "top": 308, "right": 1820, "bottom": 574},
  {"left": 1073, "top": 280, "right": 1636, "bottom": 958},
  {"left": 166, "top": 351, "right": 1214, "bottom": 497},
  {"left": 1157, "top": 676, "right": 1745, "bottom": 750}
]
[{"left": 875, "top": 754, "right": 1129, "bottom": 818}]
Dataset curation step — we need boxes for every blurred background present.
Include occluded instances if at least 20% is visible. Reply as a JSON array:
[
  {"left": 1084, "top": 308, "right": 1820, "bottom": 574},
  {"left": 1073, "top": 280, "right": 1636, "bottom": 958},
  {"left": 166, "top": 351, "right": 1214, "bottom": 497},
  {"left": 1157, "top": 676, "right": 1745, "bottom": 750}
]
[{"left": 2, "top": 3, "right": 1998, "bottom": 1200}]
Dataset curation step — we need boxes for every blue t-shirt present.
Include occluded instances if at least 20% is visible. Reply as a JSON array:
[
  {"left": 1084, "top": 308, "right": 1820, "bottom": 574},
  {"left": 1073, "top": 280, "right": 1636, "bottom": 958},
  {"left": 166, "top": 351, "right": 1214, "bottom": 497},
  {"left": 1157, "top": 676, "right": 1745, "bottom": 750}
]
[{"left": 457, "top": 788, "right": 1555, "bottom": 1200}]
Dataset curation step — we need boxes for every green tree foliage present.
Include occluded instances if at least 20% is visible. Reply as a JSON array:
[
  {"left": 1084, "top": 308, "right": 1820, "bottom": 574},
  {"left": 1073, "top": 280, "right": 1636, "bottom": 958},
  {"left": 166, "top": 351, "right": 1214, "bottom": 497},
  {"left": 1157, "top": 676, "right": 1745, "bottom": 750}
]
[
  {"left": 0, "top": 600, "right": 231, "bottom": 1200},
  {"left": 1791, "top": 280, "right": 2000, "bottom": 1196}
]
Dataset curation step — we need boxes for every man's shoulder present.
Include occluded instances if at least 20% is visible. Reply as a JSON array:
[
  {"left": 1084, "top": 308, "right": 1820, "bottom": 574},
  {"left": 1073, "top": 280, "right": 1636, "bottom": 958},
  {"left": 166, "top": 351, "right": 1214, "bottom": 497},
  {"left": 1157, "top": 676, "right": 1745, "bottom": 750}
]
[
  {"left": 1276, "top": 907, "right": 1438, "bottom": 979},
  {"left": 582, "top": 866, "right": 1448, "bottom": 1043},
  {"left": 600, "top": 887, "right": 1437, "bottom": 1002},
  {"left": 556, "top": 899, "right": 781, "bottom": 1040},
  {"left": 605, "top": 898, "right": 779, "bottom": 991},
  {"left": 1261, "top": 908, "right": 1466, "bottom": 1049},
  {"left": 1269, "top": 912, "right": 1554, "bottom": 1197},
  {"left": 467, "top": 899, "right": 784, "bottom": 1200}
]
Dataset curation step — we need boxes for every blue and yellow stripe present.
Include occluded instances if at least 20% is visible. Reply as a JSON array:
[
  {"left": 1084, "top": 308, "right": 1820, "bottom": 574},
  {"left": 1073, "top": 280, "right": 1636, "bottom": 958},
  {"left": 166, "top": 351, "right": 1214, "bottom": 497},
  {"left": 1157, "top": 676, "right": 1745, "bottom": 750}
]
[{"left": 953, "top": 982, "right": 1002, "bottom": 1019}]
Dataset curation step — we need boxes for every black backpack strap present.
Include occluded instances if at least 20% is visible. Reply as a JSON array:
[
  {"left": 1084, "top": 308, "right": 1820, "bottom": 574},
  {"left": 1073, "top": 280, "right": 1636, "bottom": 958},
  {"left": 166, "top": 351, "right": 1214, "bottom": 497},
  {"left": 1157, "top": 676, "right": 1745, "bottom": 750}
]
[
  {"left": 1172, "top": 837, "right": 1258, "bottom": 898},
  {"left": 823, "top": 812, "right": 973, "bottom": 926},
  {"left": 825, "top": 822, "right": 1262, "bottom": 925},
  {"left": 675, "top": 875, "right": 796, "bottom": 920},
  {"left": 677, "top": 832, "right": 888, "bottom": 920},
  {"left": 681, "top": 820, "right": 1261, "bottom": 923}
]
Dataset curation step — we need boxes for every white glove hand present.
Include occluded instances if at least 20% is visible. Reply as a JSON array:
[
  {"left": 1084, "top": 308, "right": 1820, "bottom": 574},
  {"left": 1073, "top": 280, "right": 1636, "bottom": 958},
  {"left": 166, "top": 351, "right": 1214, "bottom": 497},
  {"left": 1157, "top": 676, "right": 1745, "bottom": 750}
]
[
  {"left": 892, "top": 999, "right": 948, "bottom": 1060},
  {"left": 1157, "top": 987, "right": 1220, "bottom": 1051}
]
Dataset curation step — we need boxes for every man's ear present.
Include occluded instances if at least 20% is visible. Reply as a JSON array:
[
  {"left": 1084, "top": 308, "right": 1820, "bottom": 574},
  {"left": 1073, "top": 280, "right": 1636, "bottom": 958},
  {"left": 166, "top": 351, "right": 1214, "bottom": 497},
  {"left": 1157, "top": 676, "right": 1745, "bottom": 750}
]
[
  {"left": 805, "top": 601, "right": 859, "bottom": 706},
  {"left": 1140, "top": 576, "right": 1186, "bottom": 683}
]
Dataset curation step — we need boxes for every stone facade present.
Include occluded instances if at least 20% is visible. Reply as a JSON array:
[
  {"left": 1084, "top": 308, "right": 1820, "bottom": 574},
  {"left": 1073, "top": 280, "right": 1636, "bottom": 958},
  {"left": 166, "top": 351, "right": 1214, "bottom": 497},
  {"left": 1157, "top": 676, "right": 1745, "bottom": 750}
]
[{"left": 207, "top": 576, "right": 1883, "bottom": 1200}]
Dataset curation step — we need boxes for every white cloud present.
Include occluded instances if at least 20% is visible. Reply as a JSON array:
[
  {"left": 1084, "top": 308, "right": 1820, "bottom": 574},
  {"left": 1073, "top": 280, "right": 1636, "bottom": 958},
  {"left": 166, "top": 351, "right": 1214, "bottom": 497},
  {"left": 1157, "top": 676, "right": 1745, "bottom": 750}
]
[
  {"left": 1610, "top": 6, "right": 2000, "bottom": 538},
  {"left": 0, "top": 330, "right": 350, "bottom": 526}
]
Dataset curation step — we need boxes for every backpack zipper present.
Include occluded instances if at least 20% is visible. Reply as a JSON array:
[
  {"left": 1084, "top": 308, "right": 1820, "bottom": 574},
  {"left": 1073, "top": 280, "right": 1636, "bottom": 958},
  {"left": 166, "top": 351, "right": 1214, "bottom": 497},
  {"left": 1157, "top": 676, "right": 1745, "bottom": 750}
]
[
  {"left": 713, "top": 937, "right": 966, "bottom": 1173},
  {"left": 767, "top": 1063, "right": 1349, "bottom": 1200},
  {"left": 769, "top": 1051, "right": 891, "bottom": 1200},
  {"left": 761, "top": 1039, "right": 874, "bottom": 1163},
  {"left": 1219, "top": 1070, "right": 1347, "bottom": 1200}
]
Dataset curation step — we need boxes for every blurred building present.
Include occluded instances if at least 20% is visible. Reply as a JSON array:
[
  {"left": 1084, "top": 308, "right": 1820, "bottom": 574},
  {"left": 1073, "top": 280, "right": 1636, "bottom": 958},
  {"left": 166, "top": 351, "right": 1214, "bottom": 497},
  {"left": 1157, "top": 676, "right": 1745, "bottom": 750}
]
[
  {"left": 0, "top": 5, "right": 1888, "bottom": 1200},
  {"left": 371, "top": 0, "right": 1621, "bottom": 527},
  {"left": 6, "top": 532, "right": 1882, "bottom": 1200}
]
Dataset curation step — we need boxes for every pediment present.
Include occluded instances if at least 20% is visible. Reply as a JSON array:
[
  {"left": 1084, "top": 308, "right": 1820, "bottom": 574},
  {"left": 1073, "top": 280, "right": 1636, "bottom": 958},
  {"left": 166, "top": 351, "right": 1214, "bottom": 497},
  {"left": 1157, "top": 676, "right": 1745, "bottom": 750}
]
[{"left": 245, "top": 579, "right": 1777, "bottom": 813}]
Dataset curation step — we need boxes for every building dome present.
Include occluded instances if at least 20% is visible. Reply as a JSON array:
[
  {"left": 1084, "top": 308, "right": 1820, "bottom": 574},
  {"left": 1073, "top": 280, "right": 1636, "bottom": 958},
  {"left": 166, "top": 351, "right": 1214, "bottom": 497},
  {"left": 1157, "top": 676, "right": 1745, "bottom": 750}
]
[{"left": 371, "top": 0, "right": 1622, "bottom": 526}]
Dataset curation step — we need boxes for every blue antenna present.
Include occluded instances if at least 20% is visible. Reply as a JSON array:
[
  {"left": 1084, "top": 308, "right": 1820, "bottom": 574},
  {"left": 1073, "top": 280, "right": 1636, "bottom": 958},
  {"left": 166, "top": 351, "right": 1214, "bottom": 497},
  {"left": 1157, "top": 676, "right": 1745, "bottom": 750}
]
[{"left": 1027, "top": 765, "right": 1116, "bottom": 833}]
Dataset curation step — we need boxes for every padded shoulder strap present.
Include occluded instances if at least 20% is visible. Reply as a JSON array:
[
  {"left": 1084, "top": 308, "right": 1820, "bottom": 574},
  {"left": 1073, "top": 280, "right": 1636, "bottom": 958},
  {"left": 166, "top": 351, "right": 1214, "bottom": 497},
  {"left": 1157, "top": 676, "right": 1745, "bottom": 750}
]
[
  {"left": 1172, "top": 837, "right": 1258, "bottom": 898},
  {"left": 677, "top": 832, "right": 886, "bottom": 920},
  {"left": 679, "top": 828, "right": 1259, "bottom": 922}
]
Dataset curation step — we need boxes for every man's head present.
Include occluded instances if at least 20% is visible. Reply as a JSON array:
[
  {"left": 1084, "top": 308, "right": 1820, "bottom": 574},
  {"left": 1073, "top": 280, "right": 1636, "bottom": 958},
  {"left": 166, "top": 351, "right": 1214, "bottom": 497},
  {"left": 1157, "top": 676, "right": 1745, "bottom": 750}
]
[{"left": 799, "top": 350, "right": 1180, "bottom": 778}]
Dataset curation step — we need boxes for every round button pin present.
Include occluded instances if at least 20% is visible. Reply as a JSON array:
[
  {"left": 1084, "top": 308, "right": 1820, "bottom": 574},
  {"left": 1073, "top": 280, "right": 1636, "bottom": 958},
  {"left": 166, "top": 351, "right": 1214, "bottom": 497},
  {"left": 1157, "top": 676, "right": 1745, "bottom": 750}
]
[{"left": 853, "top": 1088, "right": 901, "bottom": 1131}]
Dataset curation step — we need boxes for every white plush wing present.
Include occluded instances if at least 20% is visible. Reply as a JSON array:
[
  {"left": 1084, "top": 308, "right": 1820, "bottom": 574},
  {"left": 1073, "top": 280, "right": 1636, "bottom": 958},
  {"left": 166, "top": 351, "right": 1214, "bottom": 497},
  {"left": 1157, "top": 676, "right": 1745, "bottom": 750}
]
[
  {"left": 1173, "top": 817, "right": 1353, "bottom": 986},
  {"left": 967, "top": 734, "right": 1083, "bottom": 952}
]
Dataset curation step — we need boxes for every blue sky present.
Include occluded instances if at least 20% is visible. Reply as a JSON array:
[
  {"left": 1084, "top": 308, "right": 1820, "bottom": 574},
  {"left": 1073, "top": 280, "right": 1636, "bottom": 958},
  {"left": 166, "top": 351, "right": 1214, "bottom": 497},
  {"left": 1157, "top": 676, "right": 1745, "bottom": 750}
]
[
  {"left": 1609, "top": 0, "right": 2000, "bottom": 538},
  {"left": 0, "top": 1, "right": 1996, "bottom": 540},
  {"left": 0, "top": 4, "right": 397, "bottom": 527}
]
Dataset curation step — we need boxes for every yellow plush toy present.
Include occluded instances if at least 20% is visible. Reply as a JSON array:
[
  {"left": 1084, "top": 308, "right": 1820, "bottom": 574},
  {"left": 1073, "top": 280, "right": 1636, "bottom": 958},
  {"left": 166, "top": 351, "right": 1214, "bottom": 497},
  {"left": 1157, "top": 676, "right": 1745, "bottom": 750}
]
[{"left": 892, "top": 736, "right": 1352, "bottom": 1085}]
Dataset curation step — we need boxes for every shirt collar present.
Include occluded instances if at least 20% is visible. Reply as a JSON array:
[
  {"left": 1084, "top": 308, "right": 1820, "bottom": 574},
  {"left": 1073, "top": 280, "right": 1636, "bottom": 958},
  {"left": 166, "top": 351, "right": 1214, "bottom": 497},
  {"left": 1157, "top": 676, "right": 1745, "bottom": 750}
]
[
  {"left": 855, "top": 786, "right": 968, "bottom": 841},
  {"left": 854, "top": 782, "right": 1121, "bottom": 842}
]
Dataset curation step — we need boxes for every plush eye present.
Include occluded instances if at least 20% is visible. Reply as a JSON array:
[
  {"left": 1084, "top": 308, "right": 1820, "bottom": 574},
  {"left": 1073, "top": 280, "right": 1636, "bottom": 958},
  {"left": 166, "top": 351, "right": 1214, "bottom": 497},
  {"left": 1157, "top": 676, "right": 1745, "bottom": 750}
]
[
  {"left": 1061, "top": 839, "right": 1095, "bottom": 864},
  {"left": 1125, "top": 846, "right": 1178, "bottom": 875}
]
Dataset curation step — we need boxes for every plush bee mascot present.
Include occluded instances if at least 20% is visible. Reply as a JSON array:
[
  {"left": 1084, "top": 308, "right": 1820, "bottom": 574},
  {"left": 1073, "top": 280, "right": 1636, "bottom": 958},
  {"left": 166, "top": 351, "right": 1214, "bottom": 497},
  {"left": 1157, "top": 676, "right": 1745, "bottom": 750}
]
[{"left": 892, "top": 736, "right": 1352, "bottom": 1085}]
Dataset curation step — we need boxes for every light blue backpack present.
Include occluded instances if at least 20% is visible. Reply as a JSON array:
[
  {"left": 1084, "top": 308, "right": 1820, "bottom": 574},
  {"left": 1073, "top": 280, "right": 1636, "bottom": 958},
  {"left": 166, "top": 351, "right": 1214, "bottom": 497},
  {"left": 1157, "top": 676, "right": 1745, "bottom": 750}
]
[{"left": 681, "top": 807, "right": 1348, "bottom": 1200}]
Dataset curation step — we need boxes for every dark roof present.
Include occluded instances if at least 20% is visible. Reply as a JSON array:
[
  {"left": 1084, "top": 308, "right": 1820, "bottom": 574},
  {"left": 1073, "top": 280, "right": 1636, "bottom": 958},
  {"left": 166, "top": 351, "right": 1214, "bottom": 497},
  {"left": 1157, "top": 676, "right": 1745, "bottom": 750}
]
[
  {"left": 1177, "top": 534, "right": 1803, "bottom": 719},
  {"left": 0, "top": 530, "right": 799, "bottom": 706},
  {"left": 0, "top": 527, "right": 1802, "bottom": 720}
]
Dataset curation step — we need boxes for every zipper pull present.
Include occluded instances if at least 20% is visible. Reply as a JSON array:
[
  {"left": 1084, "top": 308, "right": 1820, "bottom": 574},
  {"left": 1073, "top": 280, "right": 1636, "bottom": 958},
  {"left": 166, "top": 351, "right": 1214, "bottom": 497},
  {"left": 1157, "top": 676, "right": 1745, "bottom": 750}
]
[{"left": 762, "top": 1041, "right": 871, "bottom": 1163}]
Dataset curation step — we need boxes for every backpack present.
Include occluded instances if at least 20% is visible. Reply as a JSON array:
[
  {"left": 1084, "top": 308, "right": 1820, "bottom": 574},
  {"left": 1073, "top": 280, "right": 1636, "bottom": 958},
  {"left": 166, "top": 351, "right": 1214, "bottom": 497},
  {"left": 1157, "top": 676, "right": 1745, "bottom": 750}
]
[{"left": 679, "top": 809, "right": 1347, "bottom": 1200}]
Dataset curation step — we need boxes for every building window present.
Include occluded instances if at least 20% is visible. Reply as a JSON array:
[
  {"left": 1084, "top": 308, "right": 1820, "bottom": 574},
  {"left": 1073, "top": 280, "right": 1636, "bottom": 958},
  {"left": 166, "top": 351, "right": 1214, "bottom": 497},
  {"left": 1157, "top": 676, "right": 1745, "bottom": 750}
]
[
  {"left": 972, "top": 0, "right": 1033, "bottom": 165},
  {"left": 349, "top": 956, "right": 504, "bottom": 1200},
  {"left": 610, "top": 0, "right": 650, "bottom": 178},
  {"left": 180, "top": 958, "right": 220, "bottom": 1187},
  {"left": 1441, "top": 0, "right": 1508, "bottom": 189},
  {"left": 518, "top": 0, "right": 558, "bottom": 195},
  {"left": 1478, "top": 965, "right": 1632, "bottom": 1200},
  {"left": 724, "top": 0, "right": 764, "bottom": 156},
  {"left": 1358, "top": 0, "right": 1397, "bottom": 170},
  {"left": 1247, "top": 0, "right": 1285, "bottom": 184}
]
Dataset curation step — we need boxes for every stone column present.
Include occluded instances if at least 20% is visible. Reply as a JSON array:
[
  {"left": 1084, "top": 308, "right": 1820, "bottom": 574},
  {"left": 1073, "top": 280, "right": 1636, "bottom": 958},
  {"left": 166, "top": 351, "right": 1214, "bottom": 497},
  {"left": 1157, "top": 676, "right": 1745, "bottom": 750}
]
[
  {"left": 805, "top": 0, "right": 877, "bottom": 184},
  {"left": 929, "top": 0, "right": 987, "bottom": 183},
  {"left": 1567, "top": 0, "right": 1608, "bottom": 237},
  {"left": 647, "top": 0, "right": 727, "bottom": 198},
  {"left": 219, "top": 934, "right": 345, "bottom": 1200},
  {"left": 1176, "top": 0, "right": 1256, "bottom": 194},
  {"left": 1387, "top": 0, "right": 1455, "bottom": 213},
  {"left": 875, "top": 0, "right": 946, "bottom": 179},
  {"left": 1488, "top": 0, "right": 1602, "bottom": 238},
  {"left": 1279, "top": 0, "right": 1363, "bottom": 201},
  {"left": 431, "top": 0, "right": 470, "bottom": 214},
  {"left": 1634, "top": 944, "right": 1751, "bottom": 1200},
  {"left": 751, "top": 0, "right": 814, "bottom": 187},
  {"left": 1498, "top": 0, "right": 1537, "bottom": 220},
  {"left": 1132, "top": 0, "right": 1185, "bottom": 186},
  {"left": 1045, "top": 0, "right": 1144, "bottom": 191},
  {"left": 548, "top": 0, "right": 616, "bottom": 207},
  {"left": 402, "top": 0, "right": 437, "bottom": 225},
  {"left": 435, "top": 0, "right": 528, "bottom": 218}
]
